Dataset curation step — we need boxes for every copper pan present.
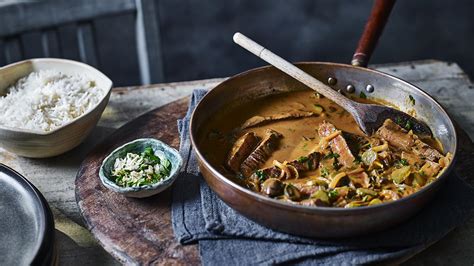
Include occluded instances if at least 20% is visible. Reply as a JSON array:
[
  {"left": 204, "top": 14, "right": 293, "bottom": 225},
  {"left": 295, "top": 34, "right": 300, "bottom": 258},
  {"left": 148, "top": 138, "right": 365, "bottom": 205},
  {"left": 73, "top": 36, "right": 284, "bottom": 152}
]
[{"left": 189, "top": 0, "right": 458, "bottom": 237}]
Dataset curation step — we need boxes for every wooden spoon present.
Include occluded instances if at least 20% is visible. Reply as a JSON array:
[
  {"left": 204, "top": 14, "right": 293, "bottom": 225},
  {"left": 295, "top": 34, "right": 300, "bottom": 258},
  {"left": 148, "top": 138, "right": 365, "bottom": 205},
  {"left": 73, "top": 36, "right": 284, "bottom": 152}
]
[{"left": 233, "top": 32, "right": 432, "bottom": 137}]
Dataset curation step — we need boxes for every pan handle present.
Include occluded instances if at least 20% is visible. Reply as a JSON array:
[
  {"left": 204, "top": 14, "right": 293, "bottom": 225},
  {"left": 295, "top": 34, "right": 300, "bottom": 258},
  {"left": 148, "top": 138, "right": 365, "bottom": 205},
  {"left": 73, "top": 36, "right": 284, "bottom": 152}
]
[{"left": 351, "top": 0, "right": 396, "bottom": 67}]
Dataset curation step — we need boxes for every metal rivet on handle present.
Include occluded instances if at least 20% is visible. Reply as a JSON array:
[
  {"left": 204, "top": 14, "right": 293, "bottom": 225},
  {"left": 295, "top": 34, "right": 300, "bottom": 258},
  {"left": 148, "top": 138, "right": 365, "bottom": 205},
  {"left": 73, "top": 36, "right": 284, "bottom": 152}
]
[
  {"left": 345, "top": 84, "right": 355, "bottom": 93},
  {"left": 327, "top": 77, "right": 337, "bottom": 85},
  {"left": 366, "top": 84, "right": 375, "bottom": 93}
]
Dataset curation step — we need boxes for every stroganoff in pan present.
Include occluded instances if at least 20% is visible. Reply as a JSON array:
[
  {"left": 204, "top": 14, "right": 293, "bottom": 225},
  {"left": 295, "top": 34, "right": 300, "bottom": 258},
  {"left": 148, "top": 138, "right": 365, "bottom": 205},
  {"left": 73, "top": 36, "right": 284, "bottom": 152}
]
[{"left": 200, "top": 90, "right": 452, "bottom": 208}]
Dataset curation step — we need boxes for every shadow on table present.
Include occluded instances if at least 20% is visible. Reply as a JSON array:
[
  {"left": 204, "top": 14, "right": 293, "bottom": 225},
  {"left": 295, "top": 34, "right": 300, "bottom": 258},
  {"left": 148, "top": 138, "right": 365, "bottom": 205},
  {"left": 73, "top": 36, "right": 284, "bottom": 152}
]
[{"left": 55, "top": 229, "right": 118, "bottom": 266}]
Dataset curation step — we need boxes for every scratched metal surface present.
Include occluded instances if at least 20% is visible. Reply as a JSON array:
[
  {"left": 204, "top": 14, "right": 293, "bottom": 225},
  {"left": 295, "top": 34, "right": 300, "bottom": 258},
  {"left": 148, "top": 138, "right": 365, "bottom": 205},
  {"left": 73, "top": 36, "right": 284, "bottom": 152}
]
[{"left": 0, "top": 61, "right": 473, "bottom": 265}]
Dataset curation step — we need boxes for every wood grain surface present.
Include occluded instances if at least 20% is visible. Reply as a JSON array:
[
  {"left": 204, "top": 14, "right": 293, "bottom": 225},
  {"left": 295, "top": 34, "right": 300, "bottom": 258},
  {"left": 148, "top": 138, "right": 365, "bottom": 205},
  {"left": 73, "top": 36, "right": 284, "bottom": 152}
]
[{"left": 75, "top": 97, "right": 200, "bottom": 264}]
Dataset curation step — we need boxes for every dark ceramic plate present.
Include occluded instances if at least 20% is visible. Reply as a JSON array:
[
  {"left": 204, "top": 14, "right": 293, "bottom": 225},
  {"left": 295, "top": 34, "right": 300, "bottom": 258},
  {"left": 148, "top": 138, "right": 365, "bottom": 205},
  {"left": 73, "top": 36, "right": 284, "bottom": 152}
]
[{"left": 0, "top": 164, "right": 55, "bottom": 265}]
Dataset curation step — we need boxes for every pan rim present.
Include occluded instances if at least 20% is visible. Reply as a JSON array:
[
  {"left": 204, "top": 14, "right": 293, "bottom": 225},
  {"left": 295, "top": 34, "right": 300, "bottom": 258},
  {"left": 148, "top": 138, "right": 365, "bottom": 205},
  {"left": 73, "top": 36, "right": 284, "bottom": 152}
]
[{"left": 189, "top": 61, "right": 458, "bottom": 215}]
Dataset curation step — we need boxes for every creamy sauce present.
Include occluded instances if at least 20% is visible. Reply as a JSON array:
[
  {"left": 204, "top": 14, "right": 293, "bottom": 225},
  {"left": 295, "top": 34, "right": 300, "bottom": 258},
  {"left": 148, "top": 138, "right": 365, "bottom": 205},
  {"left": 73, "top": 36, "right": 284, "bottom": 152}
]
[
  {"left": 199, "top": 89, "right": 452, "bottom": 208},
  {"left": 200, "top": 90, "right": 364, "bottom": 174}
]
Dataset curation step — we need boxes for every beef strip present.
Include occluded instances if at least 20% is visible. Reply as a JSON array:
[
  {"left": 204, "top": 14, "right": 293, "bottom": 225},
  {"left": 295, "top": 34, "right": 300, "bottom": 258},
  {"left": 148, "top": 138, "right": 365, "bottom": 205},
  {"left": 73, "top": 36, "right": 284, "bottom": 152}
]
[
  {"left": 412, "top": 139, "right": 443, "bottom": 162},
  {"left": 241, "top": 110, "right": 317, "bottom": 129},
  {"left": 240, "top": 129, "right": 282, "bottom": 177},
  {"left": 348, "top": 171, "right": 370, "bottom": 188},
  {"left": 226, "top": 132, "right": 260, "bottom": 173},
  {"left": 249, "top": 152, "right": 321, "bottom": 180},
  {"left": 318, "top": 121, "right": 356, "bottom": 169},
  {"left": 376, "top": 119, "right": 415, "bottom": 150},
  {"left": 376, "top": 119, "right": 442, "bottom": 161}
]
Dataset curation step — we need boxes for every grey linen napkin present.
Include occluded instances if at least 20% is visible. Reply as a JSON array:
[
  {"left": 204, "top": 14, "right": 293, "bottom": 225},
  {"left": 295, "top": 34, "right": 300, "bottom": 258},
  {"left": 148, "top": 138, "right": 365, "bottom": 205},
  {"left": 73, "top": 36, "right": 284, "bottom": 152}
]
[{"left": 172, "top": 89, "right": 474, "bottom": 265}]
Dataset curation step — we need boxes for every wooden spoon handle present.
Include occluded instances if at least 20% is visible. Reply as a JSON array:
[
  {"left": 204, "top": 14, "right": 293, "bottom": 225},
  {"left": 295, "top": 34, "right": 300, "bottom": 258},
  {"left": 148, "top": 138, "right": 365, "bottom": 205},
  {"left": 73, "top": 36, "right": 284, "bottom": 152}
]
[
  {"left": 233, "top": 32, "right": 356, "bottom": 112},
  {"left": 351, "top": 0, "right": 396, "bottom": 67}
]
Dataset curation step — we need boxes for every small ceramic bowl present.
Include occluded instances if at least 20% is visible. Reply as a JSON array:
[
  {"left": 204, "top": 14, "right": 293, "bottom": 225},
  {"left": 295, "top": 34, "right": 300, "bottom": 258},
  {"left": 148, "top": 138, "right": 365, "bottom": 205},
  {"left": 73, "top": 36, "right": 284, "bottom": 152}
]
[
  {"left": 0, "top": 58, "right": 113, "bottom": 158},
  {"left": 99, "top": 138, "right": 183, "bottom": 198}
]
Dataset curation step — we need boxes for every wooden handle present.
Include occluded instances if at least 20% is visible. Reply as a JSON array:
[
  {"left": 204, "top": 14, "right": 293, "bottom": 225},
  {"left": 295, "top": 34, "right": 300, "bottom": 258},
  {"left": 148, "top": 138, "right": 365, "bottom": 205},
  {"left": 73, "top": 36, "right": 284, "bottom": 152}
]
[
  {"left": 351, "top": 0, "right": 396, "bottom": 67},
  {"left": 233, "top": 32, "right": 356, "bottom": 112}
]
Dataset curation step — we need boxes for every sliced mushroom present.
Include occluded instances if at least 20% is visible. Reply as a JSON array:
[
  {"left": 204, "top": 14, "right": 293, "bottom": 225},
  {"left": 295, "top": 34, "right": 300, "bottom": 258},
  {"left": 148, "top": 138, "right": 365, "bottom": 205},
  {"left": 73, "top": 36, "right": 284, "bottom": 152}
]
[
  {"left": 261, "top": 178, "right": 284, "bottom": 197},
  {"left": 284, "top": 184, "right": 301, "bottom": 201}
]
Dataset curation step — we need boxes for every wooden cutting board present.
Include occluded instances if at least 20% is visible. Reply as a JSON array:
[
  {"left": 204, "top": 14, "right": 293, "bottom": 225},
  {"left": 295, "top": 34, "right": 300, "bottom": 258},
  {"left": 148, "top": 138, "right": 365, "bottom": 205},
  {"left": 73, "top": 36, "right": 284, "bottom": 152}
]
[
  {"left": 75, "top": 97, "right": 199, "bottom": 265},
  {"left": 75, "top": 96, "right": 474, "bottom": 265}
]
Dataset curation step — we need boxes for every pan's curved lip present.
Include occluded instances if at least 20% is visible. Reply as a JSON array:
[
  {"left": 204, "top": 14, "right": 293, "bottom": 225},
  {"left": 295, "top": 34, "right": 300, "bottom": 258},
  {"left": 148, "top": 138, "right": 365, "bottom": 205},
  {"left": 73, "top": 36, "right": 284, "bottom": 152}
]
[{"left": 189, "top": 61, "right": 458, "bottom": 215}]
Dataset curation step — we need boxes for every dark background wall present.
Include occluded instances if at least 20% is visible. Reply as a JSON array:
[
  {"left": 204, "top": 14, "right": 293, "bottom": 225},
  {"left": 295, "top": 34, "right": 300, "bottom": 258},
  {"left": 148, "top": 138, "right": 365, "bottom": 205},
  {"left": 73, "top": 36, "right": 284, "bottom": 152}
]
[
  {"left": 156, "top": 0, "right": 474, "bottom": 83},
  {"left": 1, "top": 0, "right": 474, "bottom": 86}
]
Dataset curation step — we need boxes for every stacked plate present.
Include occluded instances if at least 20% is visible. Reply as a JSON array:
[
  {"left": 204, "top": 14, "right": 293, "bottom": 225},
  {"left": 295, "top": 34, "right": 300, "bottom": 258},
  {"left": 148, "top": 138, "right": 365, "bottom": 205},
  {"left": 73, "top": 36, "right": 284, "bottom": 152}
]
[{"left": 0, "top": 164, "right": 55, "bottom": 265}]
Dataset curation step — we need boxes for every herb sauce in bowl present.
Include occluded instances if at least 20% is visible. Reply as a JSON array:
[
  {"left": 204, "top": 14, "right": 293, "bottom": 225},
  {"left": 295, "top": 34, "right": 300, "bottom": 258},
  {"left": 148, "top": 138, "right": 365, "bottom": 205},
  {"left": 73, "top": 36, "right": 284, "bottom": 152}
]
[{"left": 99, "top": 138, "right": 182, "bottom": 198}]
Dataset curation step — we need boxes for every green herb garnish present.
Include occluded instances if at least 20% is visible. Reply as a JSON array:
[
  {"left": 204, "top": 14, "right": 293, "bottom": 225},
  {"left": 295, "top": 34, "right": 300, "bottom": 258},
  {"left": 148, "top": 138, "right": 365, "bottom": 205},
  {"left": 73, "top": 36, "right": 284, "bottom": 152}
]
[
  {"left": 111, "top": 146, "right": 172, "bottom": 187},
  {"left": 255, "top": 170, "right": 267, "bottom": 182},
  {"left": 408, "top": 95, "right": 416, "bottom": 105},
  {"left": 321, "top": 167, "right": 330, "bottom": 177},
  {"left": 142, "top": 147, "right": 160, "bottom": 164},
  {"left": 297, "top": 156, "right": 309, "bottom": 163},
  {"left": 359, "top": 91, "right": 367, "bottom": 99},
  {"left": 302, "top": 143, "right": 308, "bottom": 151},
  {"left": 395, "top": 116, "right": 403, "bottom": 125},
  {"left": 353, "top": 155, "right": 362, "bottom": 164},
  {"left": 328, "top": 190, "right": 339, "bottom": 200},
  {"left": 399, "top": 159, "right": 409, "bottom": 166},
  {"left": 324, "top": 152, "right": 340, "bottom": 160}
]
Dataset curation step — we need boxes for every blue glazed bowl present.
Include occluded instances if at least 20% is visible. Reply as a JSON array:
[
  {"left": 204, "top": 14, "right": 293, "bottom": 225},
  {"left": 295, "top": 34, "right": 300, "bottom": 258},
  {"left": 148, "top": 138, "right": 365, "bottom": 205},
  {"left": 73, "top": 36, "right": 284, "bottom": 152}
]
[{"left": 99, "top": 138, "right": 183, "bottom": 198}]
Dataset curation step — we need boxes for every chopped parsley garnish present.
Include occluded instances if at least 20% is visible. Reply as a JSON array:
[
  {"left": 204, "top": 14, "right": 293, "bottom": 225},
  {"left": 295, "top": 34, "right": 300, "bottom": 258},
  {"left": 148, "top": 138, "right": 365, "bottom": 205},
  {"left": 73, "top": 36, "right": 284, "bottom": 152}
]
[
  {"left": 302, "top": 143, "right": 308, "bottom": 151},
  {"left": 255, "top": 170, "right": 267, "bottom": 181},
  {"left": 324, "top": 152, "right": 340, "bottom": 160},
  {"left": 359, "top": 91, "right": 367, "bottom": 99},
  {"left": 399, "top": 159, "right": 409, "bottom": 166},
  {"left": 142, "top": 147, "right": 160, "bottom": 164},
  {"left": 408, "top": 95, "right": 416, "bottom": 105},
  {"left": 333, "top": 161, "right": 341, "bottom": 170},
  {"left": 112, "top": 146, "right": 172, "bottom": 187},
  {"left": 328, "top": 190, "right": 339, "bottom": 200},
  {"left": 395, "top": 116, "right": 403, "bottom": 125},
  {"left": 321, "top": 167, "right": 330, "bottom": 177},
  {"left": 297, "top": 156, "right": 309, "bottom": 163},
  {"left": 353, "top": 156, "right": 362, "bottom": 164},
  {"left": 405, "top": 120, "right": 413, "bottom": 130}
]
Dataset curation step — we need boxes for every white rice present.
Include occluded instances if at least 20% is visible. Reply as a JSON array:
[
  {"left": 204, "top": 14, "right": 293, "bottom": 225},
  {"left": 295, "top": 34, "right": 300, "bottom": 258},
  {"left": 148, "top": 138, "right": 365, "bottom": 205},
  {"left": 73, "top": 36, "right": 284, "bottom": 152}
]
[{"left": 0, "top": 70, "right": 103, "bottom": 132}]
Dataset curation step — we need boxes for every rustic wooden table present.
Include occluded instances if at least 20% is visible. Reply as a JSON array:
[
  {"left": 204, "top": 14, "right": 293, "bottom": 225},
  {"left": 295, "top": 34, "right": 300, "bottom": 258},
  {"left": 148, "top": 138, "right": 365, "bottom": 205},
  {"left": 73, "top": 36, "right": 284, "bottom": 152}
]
[{"left": 1, "top": 60, "right": 473, "bottom": 265}]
